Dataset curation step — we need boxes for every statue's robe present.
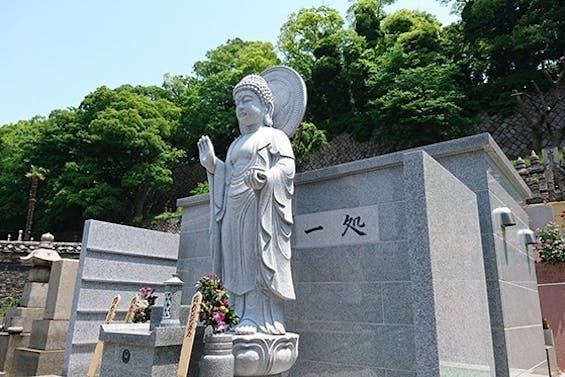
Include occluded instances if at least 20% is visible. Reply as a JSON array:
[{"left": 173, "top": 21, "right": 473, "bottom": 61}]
[{"left": 208, "top": 126, "right": 295, "bottom": 302}]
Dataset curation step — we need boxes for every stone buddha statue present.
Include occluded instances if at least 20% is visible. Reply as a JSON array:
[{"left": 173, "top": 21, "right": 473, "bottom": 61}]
[{"left": 198, "top": 73, "right": 298, "bottom": 335}]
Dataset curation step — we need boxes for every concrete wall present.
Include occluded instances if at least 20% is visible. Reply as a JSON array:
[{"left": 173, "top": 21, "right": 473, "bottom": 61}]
[
  {"left": 526, "top": 203, "right": 565, "bottom": 371},
  {"left": 537, "top": 264, "right": 565, "bottom": 370}
]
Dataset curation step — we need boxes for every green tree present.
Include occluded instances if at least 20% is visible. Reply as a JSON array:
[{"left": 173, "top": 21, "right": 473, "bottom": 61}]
[
  {"left": 175, "top": 39, "right": 280, "bottom": 160},
  {"left": 24, "top": 165, "right": 47, "bottom": 240},
  {"left": 1, "top": 85, "right": 185, "bottom": 234},
  {"left": 347, "top": 0, "right": 392, "bottom": 48},
  {"left": 0, "top": 118, "right": 47, "bottom": 236},
  {"left": 279, "top": 6, "right": 346, "bottom": 80},
  {"left": 279, "top": 6, "right": 365, "bottom": 134},
  {"left": 372, "top": 63, "right": 473, "bottom": 152},
  {"left": 291, "top": 122, "right": 328, "bottom": 165},
  {"left": 73, "top": 85, "right": 183, "bottom": 220},
  {"left": 442, "top": 0, "right": 565, "bottom": 110},
  {"left": 364, "top": 10, "right": 474, "bottom": 151}
]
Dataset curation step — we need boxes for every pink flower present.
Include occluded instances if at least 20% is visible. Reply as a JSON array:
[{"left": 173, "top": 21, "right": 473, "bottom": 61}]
[
  {"left": 140, "top": 286, "right": 153, "bottom": 297},
  {"left": 213, "top": 311, "right": 226, "bottom": 327}
]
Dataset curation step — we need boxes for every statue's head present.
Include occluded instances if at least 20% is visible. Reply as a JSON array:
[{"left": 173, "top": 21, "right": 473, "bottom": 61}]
[{"left": 233, "top": 74, "right": 274, "bottom": 127}]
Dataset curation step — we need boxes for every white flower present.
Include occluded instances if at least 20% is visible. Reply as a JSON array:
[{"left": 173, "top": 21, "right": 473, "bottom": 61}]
[{"left": 136, "top": 299, "right": 149, "bottom": 309}]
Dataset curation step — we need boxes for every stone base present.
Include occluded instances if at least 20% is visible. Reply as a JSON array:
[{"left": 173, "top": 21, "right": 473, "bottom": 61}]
[
  {"left": 99, "top": 323, "right": 204, "bottom": 377},
  {"left": 30, "top": 319, "right": 69, "bottom": 350},
  {"left": 0, "top": 332, "right": 30, "bottom": 374},
  {"left": 4, "top": 306, "right": 44, "bottom": 333},
  {"left": 233, "top": 332, "right": 299, "bottom": 377},
  {"left": 200, "top": 334, "right": 234, "bottom": 377},
  {"left": 12, "top": 347, "right": 64, "bottom": 376}
]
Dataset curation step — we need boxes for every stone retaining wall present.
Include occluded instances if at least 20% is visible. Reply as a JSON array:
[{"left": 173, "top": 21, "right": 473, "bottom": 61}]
[{"left": 0, "top": 241, "right": 81, "bottom": 305}]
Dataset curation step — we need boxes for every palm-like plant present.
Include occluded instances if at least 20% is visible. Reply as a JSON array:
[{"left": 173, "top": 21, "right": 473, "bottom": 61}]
[{"left": 24, "top": 166, "right": 47, "bottom": 241}]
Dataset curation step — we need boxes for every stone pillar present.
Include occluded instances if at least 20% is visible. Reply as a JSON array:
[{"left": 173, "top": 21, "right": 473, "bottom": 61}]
[
  {"left": 200, "top": 334, "right": 234, "bottom": 377},
  {"left": 12, "top": 259, "right": 79, "bottom": 376},
  {"left": 160, "top": 274, "right": 183, "bottom": 327},
  {"left": 0, "top": 232, "right": 61, "bottom": 375}
]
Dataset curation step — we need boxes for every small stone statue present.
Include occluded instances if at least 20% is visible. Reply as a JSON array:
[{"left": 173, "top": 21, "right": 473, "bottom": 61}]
[{"left": 198, "top": 67, "right": 306, "bottom": 336}]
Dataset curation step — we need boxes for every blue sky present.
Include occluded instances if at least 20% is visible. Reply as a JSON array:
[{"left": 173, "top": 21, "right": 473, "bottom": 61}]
[{"left": 0, "top": 1, "right": 457, "bottom": 126}]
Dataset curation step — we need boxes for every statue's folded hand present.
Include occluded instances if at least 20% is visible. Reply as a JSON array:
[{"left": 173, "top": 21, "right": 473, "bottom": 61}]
[{"left": 245, "top": 168, "right": 267, "bottom": 190}]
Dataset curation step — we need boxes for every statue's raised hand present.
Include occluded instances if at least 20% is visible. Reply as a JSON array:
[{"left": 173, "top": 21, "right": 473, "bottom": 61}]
[{"left": 198, "top": 135, "right": 216, "bottom": 173}]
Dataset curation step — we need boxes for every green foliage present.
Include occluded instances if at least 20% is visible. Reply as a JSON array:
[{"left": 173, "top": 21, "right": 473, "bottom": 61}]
[
  {"left": 0, "top": 118, "right": 48, "bottom": 233},
  {"left": 279, "top": 6, "right": 346, "bottom": 80},
  {"left": 153, "top": 207, "right": 183, "bottom": 221},
  {"left": 189, "top": 181, "right": 210, "bottom": 196},
  {"left": 347, "top": 0, "right": 389, "bottom": 48},
  {"left": 371, "top": 62, "right": 474, "bottom": 152},
  {"left": 175, "top": 39, "right": 280, "bottom": 160},
  {"left": 458, "top": 0, "right": 565, "bottom": 110},
  {"left": 535, "top": 222, "right": 565, "bottom": 264},
  {"left": 291, "top": 122, "right": 328, "bottom": 164},
  {"left": 0, "top": 296, "right": 21, "bottom": 318},
  {"left": 279, "top": 6, "right": 365, "bottom": 133},
  {"left": 0, "top": 85, "right": 184, "bottom": 235},
  {"left": 355, "top": 9, "right": 474, "bottom": 151},
  {"left": 196, "top": 274, "right": 239, "bottom": 333}
]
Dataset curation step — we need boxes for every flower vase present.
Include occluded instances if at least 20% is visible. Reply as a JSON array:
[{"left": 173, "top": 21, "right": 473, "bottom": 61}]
[{"left": 199, "top": 333, "right": 234, "bottom": 377}]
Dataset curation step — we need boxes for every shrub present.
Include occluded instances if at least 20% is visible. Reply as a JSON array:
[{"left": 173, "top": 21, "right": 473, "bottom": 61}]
[{"left": 535, "top": 222, "right": 565, "bottom": 263}]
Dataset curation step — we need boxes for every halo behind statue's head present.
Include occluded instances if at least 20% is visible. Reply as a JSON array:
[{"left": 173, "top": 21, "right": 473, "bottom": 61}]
[{"left": 260, "top": 66, "right": 307, "bottom": 137}]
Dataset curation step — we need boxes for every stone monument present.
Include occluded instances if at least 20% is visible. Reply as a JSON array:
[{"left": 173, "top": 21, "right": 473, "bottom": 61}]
[
  {"left": 197, "top": 66, "right": 306, "bottom": 375},
  {"left": 12, "top": 258, "right": 79, "bottom": 376},
  {"left": 179, "top": 133, "right": 547, "bottom": 376},
  {"left": 0, "top": 233, "right": 60, "bottom": 376},
  {"left": 98, "top": 274, "right": 188, "bottom": 377}
]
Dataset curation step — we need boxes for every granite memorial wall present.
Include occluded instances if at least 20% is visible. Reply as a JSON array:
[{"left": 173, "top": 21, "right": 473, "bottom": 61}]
[
  {"left": 178, "top": 133, "right": 546, "bottom": 377},
  {"left": 62, "top": 220, "right": 179, "bottom": 376}
]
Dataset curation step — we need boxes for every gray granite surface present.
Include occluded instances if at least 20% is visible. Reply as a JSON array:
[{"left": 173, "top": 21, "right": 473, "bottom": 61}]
[
  {"left": 62, "top": 220, "right": 179, "bottom": 377},
  {"left": 176, "top": 133, "right": 544, "bottom": 377}
]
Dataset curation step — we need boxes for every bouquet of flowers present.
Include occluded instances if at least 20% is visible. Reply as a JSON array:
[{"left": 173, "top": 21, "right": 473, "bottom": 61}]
[
  {"left": 196, "top": 274, "right": 239, "bottom": 333},
  {"left": 132, "top": 286, "right": 158, "bottom": 323}
]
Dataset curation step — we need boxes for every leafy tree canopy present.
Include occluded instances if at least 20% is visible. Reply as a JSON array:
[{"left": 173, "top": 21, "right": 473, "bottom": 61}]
[
  {"left": 174, "top": 38, "right": 280, "bottom": 159},
  {"left": 442, "top": 0, "right": 565, "bottom": 110},
  {"left": 0, "top": 85, "right": 184, "bottom": 236}
]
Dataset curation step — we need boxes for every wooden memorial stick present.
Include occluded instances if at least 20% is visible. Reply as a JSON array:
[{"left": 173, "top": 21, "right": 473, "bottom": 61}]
[
  {"left": 124, "top": 294, "right": 138, "bottom": 323},
  {"left": 176, "top": 291, "right": 203, "bottom": 377},
  {"left": 86, "top": 294, "right": 121, "bottom": 377}
]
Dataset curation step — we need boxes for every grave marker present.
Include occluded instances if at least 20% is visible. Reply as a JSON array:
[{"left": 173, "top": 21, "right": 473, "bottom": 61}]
[
  {"left": 177, "top": 291, "right": 202, "bottom": 377},
  {"left": 86, "top": 294, "right": 120, "bottom": 377}
]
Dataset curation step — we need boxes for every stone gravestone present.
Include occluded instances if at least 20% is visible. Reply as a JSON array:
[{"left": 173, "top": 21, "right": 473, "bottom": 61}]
[
  {"left": 178, "top": 133, "right": 547, "bottom": 377},
  {"left": 97, "top": 274, "right": 186, "bottom": 377},
  {"left": 62, "top": 220, "right": 179, "bottom": 376},
  {"left": 12, "top": 258, "right": 79, "bottom": 376},
  {"left": 0, "top": 233, "right": 60, "bottom": 375}
]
